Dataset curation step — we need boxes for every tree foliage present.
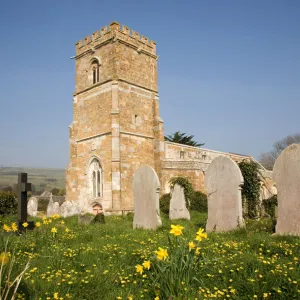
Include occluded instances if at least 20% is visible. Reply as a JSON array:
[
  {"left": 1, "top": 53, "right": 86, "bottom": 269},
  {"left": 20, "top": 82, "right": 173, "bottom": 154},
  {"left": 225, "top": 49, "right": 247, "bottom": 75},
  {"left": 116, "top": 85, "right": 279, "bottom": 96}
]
[
  {"left": 164, "top": 131, "right": 204, "bottom": 147},
  {"left": 238, "top": 161, "right": 261, "bottom": 219},
  {"left": 0, "top": 191, "right": 17, "bottom": 216},
  {"left": 259, "top": 133, "right": 300, "bottom": 170}
]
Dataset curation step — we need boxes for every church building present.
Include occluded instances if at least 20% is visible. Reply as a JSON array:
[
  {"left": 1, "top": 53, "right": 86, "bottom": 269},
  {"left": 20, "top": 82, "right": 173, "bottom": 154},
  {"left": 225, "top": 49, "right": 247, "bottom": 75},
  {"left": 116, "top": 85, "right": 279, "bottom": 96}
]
[{"left": 66, "top": 22, "right": 273, "bottom": 212}]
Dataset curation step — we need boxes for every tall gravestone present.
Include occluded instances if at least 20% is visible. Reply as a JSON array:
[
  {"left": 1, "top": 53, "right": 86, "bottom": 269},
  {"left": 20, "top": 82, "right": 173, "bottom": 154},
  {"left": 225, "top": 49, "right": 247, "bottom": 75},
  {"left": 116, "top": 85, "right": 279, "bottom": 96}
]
[
  {"left": 273, "top": 144, "right": 300, "bottom": 235},
  {"left": 133, "top": 165, "right": 162, "bottom": 229},
  {"left": 47, "top": 193, "right": 54, "bottom": 217},
  {"left": 205, "top": 156, "right": 244, "bottom": 232},
  {"left": 169, "top": 184, "right": 190, "bottom": 220}
]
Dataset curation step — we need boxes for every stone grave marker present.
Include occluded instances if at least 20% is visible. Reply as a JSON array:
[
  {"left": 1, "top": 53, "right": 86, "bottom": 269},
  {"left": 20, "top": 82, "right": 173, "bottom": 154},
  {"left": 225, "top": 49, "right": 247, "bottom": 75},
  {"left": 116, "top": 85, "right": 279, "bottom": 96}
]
[
  {"left": 53, "top": 202, "right": 60, "bottom": 215},
  {"left": 169, "top": 183, "right": 190, "bottom": 220},
  {"left": 46, "top": 193, "right": 54, "bottom": 217},
  {"left": 133, "top": 165, "right": 162, "bottom": 229},
  {"left": 13, "top": 173, "right": 35, "bottom": 231},
  {"left": 205, "top": 156, "right": 244, "bottom": 232},
  {"left": 273, "top": 144, "right": 300, "bottom": 235},
  {"left": 27, "top": 197, "right": 38, "bottom": 217}
]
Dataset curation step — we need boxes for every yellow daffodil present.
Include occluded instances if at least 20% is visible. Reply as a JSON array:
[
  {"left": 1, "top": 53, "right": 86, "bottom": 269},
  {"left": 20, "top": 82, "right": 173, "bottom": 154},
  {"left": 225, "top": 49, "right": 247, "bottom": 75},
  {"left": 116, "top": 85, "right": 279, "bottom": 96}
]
[
  {"left": 53, "top": 292, "right": 59, "bottom": 299},
  {"left": 170, "top": 224, "right": 184, "bottom": 236},
  {"left": 3, "top": 224, "right": 11, "bottom": 232},
  {"left": 188, "top": 241, "right": 196, "bottom": 251},
  {"left": 142, "top": 260, "right": 151, "bottom": 270},
  {"left": 154, "top": 297, "right": 160, "bottom": 300},
  {"left": 155, "top": 247, "right": 168, "bottom": 261},
  {"left": 36, "top": 222, "right": 41, "bottom": 227},
  {"left": 195, "top": 228, "right": 207, "bottom": 241},
  {"left": 11, "top": 222, "right": 18, "bottom": 232},
  {"left": 22, "top": 222, "right": 29, "bottom": 228},
  {"left": 65, "top": 228, "right": 70, "bottom": 233},
  {"left": 0, "top": 252, "right": 9, "bottom": 265},
  {"left": 51, "top": 227, "right": 57, "bottom": 233},
  {"left": 135, "top": 264, "right": 143, "bottom": 275},
  {"left": 195, "top": 247, "right": 201, "bottom": 255}
]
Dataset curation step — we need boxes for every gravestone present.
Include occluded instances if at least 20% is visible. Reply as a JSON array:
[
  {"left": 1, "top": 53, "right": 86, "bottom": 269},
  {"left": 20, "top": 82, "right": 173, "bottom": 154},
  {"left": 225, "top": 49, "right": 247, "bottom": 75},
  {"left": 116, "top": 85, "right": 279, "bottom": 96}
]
[
  {"left": 205, "top": 156, "right": 244, "bottom": 232},
  {"left": 169, "top": 184, "right": 190, "bottom": 220},
  {"left": 13, "top": 173, "right": 35, "bottom": 231},
  {"left": 53, "top": 202, "right": 60, "bottom": 215},
  {"left": 60, "top": 201, "right": 81, "bottom": 217},
  {"left": 27, "top": 197, "right": 38, "bottom": 217},
  {"left": 133, "top": 165, "right": 162, "bottom": 229},
  {"left": 273, "top": 144, "right": 300, "bottom": 235},
  {"left": 46, "top": 193, "right": 54, "bottom": 217}
]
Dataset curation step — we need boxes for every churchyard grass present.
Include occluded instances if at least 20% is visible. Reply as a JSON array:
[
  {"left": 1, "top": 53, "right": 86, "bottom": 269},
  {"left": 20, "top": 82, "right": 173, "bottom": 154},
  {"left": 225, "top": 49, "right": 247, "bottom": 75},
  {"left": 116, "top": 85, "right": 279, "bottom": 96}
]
[{"left": 1, "top": 212, "right": 300, "bottom": 299}]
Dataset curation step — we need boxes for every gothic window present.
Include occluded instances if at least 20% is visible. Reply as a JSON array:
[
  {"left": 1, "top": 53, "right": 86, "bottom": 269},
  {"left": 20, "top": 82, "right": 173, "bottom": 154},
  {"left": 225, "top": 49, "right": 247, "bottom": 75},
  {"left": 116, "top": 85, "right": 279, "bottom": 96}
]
[
  {"left": 180, "top": 151, "right": 185, "bottom": 159},
  {"left": 91, "top": 59, "right": 100, "bottom": 84},
  {"left": 89, "top": 158, "right": 103, "bottom": 199}
]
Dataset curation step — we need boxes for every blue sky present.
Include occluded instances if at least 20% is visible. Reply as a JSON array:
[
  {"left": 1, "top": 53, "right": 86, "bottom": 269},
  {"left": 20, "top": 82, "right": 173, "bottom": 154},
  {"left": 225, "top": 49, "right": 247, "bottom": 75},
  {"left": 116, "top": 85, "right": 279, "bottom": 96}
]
[{"left": 0, "top": 0, "right": 299, "bottom": 168}]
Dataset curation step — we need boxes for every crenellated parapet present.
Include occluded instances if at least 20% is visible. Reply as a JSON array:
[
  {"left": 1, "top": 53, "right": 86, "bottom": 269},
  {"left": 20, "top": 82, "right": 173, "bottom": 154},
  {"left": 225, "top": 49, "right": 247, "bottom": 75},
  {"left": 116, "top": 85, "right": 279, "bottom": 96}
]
[{"left": 75, "top": 21, "right": 156, "bottom": 57}]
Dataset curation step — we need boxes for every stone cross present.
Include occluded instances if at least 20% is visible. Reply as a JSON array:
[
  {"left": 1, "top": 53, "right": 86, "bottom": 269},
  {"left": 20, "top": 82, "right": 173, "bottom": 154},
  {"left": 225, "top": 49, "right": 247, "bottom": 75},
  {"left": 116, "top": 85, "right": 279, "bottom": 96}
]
[{"left": 13, "top": 173, "right": 34, "bottom": 231}]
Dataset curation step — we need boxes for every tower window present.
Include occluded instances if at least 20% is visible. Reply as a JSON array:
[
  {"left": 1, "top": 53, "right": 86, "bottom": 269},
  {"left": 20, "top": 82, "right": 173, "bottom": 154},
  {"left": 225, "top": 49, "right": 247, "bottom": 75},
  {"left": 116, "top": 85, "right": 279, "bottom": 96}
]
[
  {"left": 91, "top": 59, "right": 100, "bottom": 85},
  {"left": 89, "top": 158, "right": 103, "bottom": 198}
]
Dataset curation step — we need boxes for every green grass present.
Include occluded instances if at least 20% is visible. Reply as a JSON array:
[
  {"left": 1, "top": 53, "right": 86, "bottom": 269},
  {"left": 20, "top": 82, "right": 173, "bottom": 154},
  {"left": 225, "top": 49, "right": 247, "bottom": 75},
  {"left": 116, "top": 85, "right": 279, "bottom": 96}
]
[
  {"left": 0, "top": 212, "right": 300, "bottom": 300},
  {"left": 0, "top": 167, "right": 65, "bottom": 192}
]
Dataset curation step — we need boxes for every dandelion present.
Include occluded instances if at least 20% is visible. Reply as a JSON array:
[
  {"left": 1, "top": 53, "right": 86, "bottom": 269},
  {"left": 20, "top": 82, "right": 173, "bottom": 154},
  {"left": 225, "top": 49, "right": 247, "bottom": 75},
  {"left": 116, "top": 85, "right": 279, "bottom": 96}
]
[
  {"left": 142, "top": 260, "right": 151, "bottom": 270},
  {"left": 36, "top": 222, "right": 41, "bottom": 227},
  {"left": 0, "top": 252, "right": 9, "bottom": 265},
  {"left": 195, "top": 228, "right": 207, "bottom": 241},
  {"left": 135, "top": 264, "right": 143, "bottom": 275},
  {"left": 155, "top": 247, "right": 168, "bottom": 261},
  {"left": 170, "top": 224, "right": 184, "bottom": 236},
  {"left": 188, "top": 241, "right": 196, "bottom": 251},
  {"left": 22, "top": 222, "right": 29, "bottom": 228},
  {"left": 51, "top": 227, "right": 57, "bottom": 233}
]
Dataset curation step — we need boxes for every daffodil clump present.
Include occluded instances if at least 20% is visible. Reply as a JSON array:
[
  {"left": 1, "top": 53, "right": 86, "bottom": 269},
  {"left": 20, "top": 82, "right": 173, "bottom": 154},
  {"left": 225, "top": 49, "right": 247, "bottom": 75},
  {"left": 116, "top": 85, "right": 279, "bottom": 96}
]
[{"left": 134, "top": 224, "right": 208, "bottom": 299}]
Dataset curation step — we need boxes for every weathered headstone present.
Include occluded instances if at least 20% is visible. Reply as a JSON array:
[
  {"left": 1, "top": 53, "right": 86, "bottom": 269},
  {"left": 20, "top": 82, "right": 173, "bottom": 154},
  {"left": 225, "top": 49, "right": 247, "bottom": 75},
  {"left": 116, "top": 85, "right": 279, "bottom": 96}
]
[
  {"left": 46, "top": 193, "right": 54, "bottom": 217},
  {"left": 205, "top": 156, "right": 244, "bottom": 232},
  {"left": 60, "top": 201, "right": 81, "bottom": 217},
  {"left": 133, "top": 165, "right": 162, "bottom": 229},
  {"left": 273, "top": 144, "right": 300, "bottom": 235},
  {"left": 13, "top": 173, "right": 34, "bottom": 231},
  {"left": 53, "top": 202, "right": 60, "bottom": 215},
  {"left": 169, "top": 184, "right": 190, "bottom": 220},
  {"left": 27, "top": 197, "right": 38, "bottom": 217}
]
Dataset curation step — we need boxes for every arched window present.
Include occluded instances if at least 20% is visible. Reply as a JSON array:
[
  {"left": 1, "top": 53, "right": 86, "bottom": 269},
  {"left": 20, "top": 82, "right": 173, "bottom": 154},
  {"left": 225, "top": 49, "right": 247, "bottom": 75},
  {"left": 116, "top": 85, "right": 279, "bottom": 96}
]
[
  {"left": 91, "top": 59, "right": 100, "bottom": 84},
  {"left": 88, "top": 158, "right": 103, "bottom": 199}
]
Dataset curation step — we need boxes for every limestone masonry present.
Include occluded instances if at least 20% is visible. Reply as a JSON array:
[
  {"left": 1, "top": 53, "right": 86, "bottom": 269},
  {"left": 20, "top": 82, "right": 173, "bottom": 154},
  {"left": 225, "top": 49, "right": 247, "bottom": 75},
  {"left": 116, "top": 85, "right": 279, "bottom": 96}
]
[{"left": 66, "top": 21, "right": 274, "bottom": 212}]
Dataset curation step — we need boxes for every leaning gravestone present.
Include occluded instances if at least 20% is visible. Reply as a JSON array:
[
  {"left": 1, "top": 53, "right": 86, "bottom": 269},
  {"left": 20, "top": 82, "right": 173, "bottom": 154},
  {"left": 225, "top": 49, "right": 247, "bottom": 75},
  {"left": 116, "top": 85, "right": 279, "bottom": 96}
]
[
  {"left": 27, "top": 197, "right": 38, "bottom": 217},
  {"left": 60, "top": 201, "right": 81, "bottom": 217},
  {"left": 205, "top": 156, "right": 244, "bottom": 232},
  {"left": 273, "top": 144, "right": 300, "bottom": 235},
  {"left": 169, "top": 184, "right": 190, "bottom": 220},
  {"left": 133, "top": 165, "right": 162, "bottom": 229}
]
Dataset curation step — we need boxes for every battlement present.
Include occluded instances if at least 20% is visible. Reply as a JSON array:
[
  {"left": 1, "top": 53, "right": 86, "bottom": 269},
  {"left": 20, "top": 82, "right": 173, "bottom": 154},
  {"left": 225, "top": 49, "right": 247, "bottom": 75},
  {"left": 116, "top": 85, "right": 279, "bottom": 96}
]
[{"left": 75, "top": 21, "right": 156, "bottom": 57}]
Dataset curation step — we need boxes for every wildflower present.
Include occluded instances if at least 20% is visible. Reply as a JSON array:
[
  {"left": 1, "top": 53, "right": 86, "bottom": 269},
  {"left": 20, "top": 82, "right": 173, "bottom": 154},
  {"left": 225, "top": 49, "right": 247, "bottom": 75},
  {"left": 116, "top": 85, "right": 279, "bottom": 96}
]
[
  {"left": 3, "top": 224, "right": 11, "bottom": 232},
  {"left": 155, "top": 247, "right": 168, "bottom": 261},
  {"left": 36, "top": 222, "right": 41, "bottom": 227},
  {"left": 195, "top": 247, "right": 201, "bottom": 255},
  {"left": 142, "top": 260, "right": 151, "bottom": 270},
  {"left": 188, "top": 241, "right": 196, "bottom": 251},
  {"left": 170, "top": 224, "right": 184, "bottom": 236},
  {"left": 61, "top": 220, "right": 65, "bottom": 225},
  {"left": 195, "top": 228, "right": 207, "bottom": 241},
  {"left": 53, "top": 293, "right": 59, "bottom": 299},
  {"left": 11, "top": 222, "right": 18, "bottom": 232},
  {"left": 0, "top": 252, "right": 9, "bottom": 265},
  {"left": 154, "top": 297, "right": 160, "bottom": 300},
  {"left": 135, "top": 264, "right": 143, "bottom": 275},
  {"left": 65, "top": 228, "right": 70, "bottom": 233},
  {"left": 22, "top": 222, "right": 29, "bottom": 228},
  {"left": 51, "top": 227, "right": 57, "bottom": 233}
]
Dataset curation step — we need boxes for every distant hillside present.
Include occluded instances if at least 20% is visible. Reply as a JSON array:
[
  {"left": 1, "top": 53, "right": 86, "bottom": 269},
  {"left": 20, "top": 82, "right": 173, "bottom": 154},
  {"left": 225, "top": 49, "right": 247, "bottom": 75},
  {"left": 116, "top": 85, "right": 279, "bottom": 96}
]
[{"left": 0, "top": 167, "right": 65, "bottom": 193}]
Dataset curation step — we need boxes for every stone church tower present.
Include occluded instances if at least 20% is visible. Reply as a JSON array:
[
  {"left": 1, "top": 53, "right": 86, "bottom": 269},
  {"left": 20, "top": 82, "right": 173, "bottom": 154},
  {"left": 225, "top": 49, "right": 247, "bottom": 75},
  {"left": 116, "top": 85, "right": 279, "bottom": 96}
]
[{"left": 66, "top": 22, "right": 164, "bottom": 211}]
